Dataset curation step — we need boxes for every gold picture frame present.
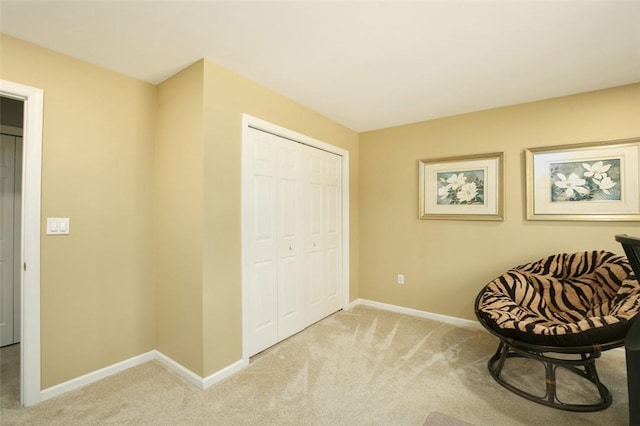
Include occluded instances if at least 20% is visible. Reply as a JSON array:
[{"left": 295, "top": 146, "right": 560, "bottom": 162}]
[
  {"left": 525, "top": 137, "right": 640, "bottom": 221},
  {"left": 419, "top": 152, "right": 504, "bottom": 221}
]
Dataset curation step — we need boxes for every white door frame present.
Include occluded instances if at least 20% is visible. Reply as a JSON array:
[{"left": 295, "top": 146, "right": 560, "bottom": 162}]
[
  {"left": 0, "top": 80, "right": 43, "bottom": 407},
  {"left": 241, "top": 114, "right": 350, "bottom": 362}
]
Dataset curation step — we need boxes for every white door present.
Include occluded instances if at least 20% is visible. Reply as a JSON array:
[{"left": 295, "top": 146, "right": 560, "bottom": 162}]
[
  {"left": 322, "top": 152, "right": 342, "bottom": 316},
  {"left": 274, "top": 135, "right": 305, "bottom": 341},
  {"left": 0, "top": 134, "right": 21, "bottom": 347},
  {"left": 13, "top": 136, "right": 22, "bottom": 342},
  {"left": 305, "top": 148, "right": 342, "bottom": 324},
  {"left": 246, "top": 127, "right": 343, "bottom": 356},
  {"left": 246, "top": 128, "right": 306, "bottom": 355},
  {"left": 306, "top": 149, "right": 325, "bottom": 324}
]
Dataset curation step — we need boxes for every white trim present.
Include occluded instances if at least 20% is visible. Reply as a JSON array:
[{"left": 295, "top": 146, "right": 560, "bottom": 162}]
[
  {"left": 40, "top": 351, "right": 156, "bottom": 402},
  {"left": 340, "top": 149, "right": 350, "bottom": 310},
  {"left": 0, "top": 80, "right": 43, "bottom": 407},
  {"left": 353, "top": 300, "right": 627, "bottom": 358},
  {"left": 347, "top": 298, "right": 361, "bottom": 311},
  {"left": 155, "top": 352, "right": 247, "bottom": 390},
  {"left": 240, "top": 114, "right": 351, "bottom": 362},
  {"left": 154, "top": 351, "right": 206, "bottom": 389},
  {"left": 241, "top": 119, "right": 251, "bottom": 363},
  {"left": 202, "top": 358, "right": 248, "bottom": 389},
  {"left": 353, "top": 298, "right": 484, "bottom": 330},
  {"left": 31, "top": 299, "right": 628, "bottom": 403},
  {"left": 0, "top": 125, "right": 23, "bottom": 137},
  {"left": 39, "top": 350, "right": 249, "bottom": 401}
]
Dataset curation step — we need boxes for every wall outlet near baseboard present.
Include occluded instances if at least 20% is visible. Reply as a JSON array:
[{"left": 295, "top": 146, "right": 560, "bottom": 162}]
[{"left": 397, "top": 274, "right": 405, "bottom": 285}]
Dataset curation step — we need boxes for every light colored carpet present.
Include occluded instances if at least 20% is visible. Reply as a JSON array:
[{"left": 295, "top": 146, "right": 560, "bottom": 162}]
[
  {"left": 423, "top": 411, "right": 474, "bottom": 426},
  {"left": 0, "top": 341, "right": 19, "bottom": 412},
  {"left": 0, "top": 306, "right": 630, "bottom": 425}
]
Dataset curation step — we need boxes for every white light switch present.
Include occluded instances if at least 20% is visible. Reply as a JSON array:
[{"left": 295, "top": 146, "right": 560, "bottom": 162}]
[{"left": 47, "top": 218, "right": 70, "bottom": 235}]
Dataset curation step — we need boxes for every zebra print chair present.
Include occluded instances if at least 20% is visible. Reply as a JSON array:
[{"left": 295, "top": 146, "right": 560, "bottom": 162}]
[{"left": 475, "top": 250, "right": 639, "bottom": 411}]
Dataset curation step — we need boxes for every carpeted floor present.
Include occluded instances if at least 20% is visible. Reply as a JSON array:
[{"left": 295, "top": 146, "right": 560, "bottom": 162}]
[
  {"left": 423, "top": 411, "right": 474, "bottom": 426},
  {"left": 0, "top": 306, "right": 630, "bottom": 425}
]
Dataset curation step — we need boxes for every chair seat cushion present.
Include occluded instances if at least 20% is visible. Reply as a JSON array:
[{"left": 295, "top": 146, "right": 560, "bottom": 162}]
[{"left": 476, "top": 251, "right": 639, "bottom": 347}]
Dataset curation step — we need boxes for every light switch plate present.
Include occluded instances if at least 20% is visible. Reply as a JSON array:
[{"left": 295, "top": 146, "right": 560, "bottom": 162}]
[{"left": 47, "top": 218, "right": 70, "bottom": 235}]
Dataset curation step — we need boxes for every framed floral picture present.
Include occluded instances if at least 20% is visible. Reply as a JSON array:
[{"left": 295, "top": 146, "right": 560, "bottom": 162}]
[
  {"left": 526, "top": 138, "right": 640, "bottom": 221},
  {"left": 419, "top": 152, "right": 504, "bottom": 220}
]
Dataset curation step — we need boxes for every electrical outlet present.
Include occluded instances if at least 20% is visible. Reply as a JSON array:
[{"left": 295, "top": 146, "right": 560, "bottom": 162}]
[{"left": 397, "top": 274, "right": 405, "bottom": 285}]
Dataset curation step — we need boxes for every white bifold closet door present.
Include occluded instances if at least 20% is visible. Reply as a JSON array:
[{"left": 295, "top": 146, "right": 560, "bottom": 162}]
[
  {"left": 246, "top": 127, "right": 342, "bottom": 356},
  {"left": 0, "top": 134, "right": 22, "bottom": 347}
]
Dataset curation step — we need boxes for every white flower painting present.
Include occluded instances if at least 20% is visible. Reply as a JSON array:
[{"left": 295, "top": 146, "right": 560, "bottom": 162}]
[
  {"left": 550, "top": 159, "right": 621, "bottom": 202},
  {"left": 526, "top": 139, "right": 639, "bottom": 221},
  {"left": 420, "top": 152, "right": 503, "bottom": 220},
  {"left": 436, "top": 169, "right": 485, "bottom": 205}
]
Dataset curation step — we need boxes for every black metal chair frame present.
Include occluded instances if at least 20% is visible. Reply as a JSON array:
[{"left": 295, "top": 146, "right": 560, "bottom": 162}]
[{"left": 616, "top": 234, "right": 640, "bottom": 425}]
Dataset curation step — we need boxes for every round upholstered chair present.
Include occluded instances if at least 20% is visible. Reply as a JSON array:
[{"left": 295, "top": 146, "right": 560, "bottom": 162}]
[{"left": 475, "top": 250, "right": 639, "bottom": 411}]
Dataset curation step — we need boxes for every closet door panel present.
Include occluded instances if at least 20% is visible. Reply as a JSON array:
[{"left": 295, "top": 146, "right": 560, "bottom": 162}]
[
  {"left": 247, "top": 131, "right": 278, "bottom": 355},
  {"left": 251, "top": 261, "right": 277, "bottom": 338},
  {"left": 246, "top": 126, "right": 343, "bottom": 356},
  {"left": 307, "top": 181, "right": 324, "bottom": 320},
  {"left": 307, "top": 179, "right": 323, "bottom": 315},
  {"left": 276, "top": 142, "right": 306, "bottom": 339},
  {"left": 277, "top": 254, "right": 299, "bottom": 336},
  {"left": 308, "top": 250, "right": 324, "bottom": 323},
  {"left": 323, "top": 153, "right": 342, "bottom": 315},
  {"left": 0, "top": 135, "right": 16, "bottom": 346},
  {"left": 305, "top": 149, "right": 325, "bottom": 323},
  {"left": 325, "top": 247, "right": 340, "bottom": 302}
]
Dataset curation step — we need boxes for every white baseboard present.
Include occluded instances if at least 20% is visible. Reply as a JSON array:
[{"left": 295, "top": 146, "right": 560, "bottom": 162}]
[
  {"left": 33, "top": 301, "right": 629, "bottom": 404},
  {"left": 155, "top": 351, "right": 248, "bottom": 390},
  {"left": 202, "top": 358, "right": 248, "bottom": 389},
  {"left": 40, "top": 350, "right": 156, "bottom": 402},
  {"left": 154, "top": 351, "right": 206, "bottom": 389},
  {"left": 352, "top": 298, "right": 483, "bottom": 330},
  {"left": 37, "top": 298, "right": 473, "bottom": 403},
  {"left": 351, "top": 299, "right": 629, "bottom": 358},
  {"left": 40, "top": 350, "right": 247, "bottom": 401}
]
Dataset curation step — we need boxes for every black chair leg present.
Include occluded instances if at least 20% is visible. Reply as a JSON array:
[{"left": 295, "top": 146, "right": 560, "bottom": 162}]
[
  {"left": 543, "top": 357, "right": 557, "bottom": 405},
  {"left": 485, "top": 340, "right": 612, "bottom": 412},
  {"left": 626, "top": 319, "right": 640, "bottom": 425}
]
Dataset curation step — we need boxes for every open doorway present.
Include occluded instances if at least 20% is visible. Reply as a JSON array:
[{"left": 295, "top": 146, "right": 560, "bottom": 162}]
[
  {"left": 0, "top": 79, "right": 43, "bottom": 407},
  {"left": 1, "top": 95, "right": 24, "bottom": 407}
]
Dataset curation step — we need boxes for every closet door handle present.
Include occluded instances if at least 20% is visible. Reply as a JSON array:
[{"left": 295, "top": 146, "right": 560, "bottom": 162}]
[{"left": 289, "top": 245, "right": 294, "bottom": 251}]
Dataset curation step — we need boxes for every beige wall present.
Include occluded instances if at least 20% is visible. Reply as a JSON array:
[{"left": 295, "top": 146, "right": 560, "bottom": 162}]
[
  {"left": 155, "top": 61, "right": 205, "bottom": 374},
  {"left": 200, "top": 60, "right": 359, "bottom": 376},
  {"left": 0, "top": 35, "right": 157, "bottom": 388},
  {"left": 0, "top": 33, "right": 359, "bottom": 387},
  {"left": 151, "top": 58, "right": 359, "bottom": 378},
  {"left": 4, "top": 30, "right": 635, "bottom": 392},
  {"left": 359, "top": 84, "right": 640, "bottom": 321}
]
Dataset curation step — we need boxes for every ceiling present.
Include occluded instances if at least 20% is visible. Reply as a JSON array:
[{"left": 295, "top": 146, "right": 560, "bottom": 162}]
[{"left": 1, "top": 1, "right": 639, "bottom": 132}]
